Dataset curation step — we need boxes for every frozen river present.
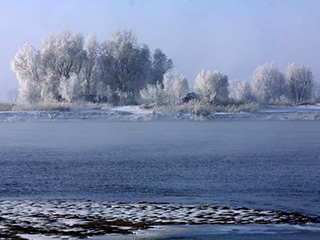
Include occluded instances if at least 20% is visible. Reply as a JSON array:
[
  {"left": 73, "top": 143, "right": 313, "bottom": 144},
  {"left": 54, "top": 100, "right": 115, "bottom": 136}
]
[
  {"left": 0, "top": 120, "right": 319, "bottom": 216},
  {"left": 0, "top": 120, "right": 320, "bottom": 238}
]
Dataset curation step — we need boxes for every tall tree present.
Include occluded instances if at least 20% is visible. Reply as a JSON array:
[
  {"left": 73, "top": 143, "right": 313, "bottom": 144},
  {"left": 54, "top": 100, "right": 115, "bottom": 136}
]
[
  {"left": 99, "top": 30, "right": 151, "bottom": 104},
  {"left": 41, "top": 31, "right": 85, "bottom": 101},
  {"left": 251, "top": 63, "right": 285, "bottom": 103},
  {"left": 10, "top": 43, "right": 42, "bottom": 102},
  {"left": 286, "top": 63, "right": 314, "bottom": 103},
  {"left": 150, "top": 49, "right": 173, "bottom": 85},
  {"left": 82, "top": 34, "right": 99, "bottom": 95}
]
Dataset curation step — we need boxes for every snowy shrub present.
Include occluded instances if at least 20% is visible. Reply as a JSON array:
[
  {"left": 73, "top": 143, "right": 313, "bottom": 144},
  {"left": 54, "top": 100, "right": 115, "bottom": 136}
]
[
  {"left": 12, "top": 102, "right": 72, "bottom": 111},
  {"left": 188, "top": 99, "right": 214, "bottom": 116},
  {"left": 140, "top": 82, "right": 165, "bottom": 105},
  {"left": 194, "top": 70, "right": 229, "bottom": 102},
  {"left": 223, "top": 102, "right": 260, "bottom": 113},
  {"left": 153, "top": 99, "right": 259, "bottom": 117},
  {"left": 140, "top": 73, "right": 189, "bottom": 105},
  {"left": 0, "top": 102, "right": 15, "bottom": 111},
  {"left": 252, "top": 63, "right": 286, "bottom": 103},
  {"left": 154, "top": 99, "right": 214, "bottom": 117}
]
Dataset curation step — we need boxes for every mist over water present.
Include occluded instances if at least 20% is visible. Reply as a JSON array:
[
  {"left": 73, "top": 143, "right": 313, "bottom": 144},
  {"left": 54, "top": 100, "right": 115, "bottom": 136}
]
[{"left": 0, "top": 121, "right": 319, "bottom": 216}]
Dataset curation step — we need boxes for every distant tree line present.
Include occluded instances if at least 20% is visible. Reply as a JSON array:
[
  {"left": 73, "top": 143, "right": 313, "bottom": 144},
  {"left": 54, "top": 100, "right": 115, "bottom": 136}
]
[
  {"left": 11, "top": 30, "right": 319, "bottom": 107},
  {"left": 233, "top": 62, "right": 317, "bottom": 104}
]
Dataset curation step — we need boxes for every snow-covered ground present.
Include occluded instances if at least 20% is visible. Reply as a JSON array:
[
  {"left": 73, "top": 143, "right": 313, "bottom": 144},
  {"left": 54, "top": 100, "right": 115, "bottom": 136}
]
[{"left": 0, "top": 105, "right": 320, "bottom": 122}]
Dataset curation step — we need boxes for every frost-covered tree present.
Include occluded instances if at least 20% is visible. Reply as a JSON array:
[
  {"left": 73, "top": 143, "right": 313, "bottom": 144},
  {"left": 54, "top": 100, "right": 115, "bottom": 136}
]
[
  {"left": 172, "top": 74, "right": 189, "bottom": 103},
  {"left": 194, "top": 70, "right": 229, "bottom": 102},
  {"left": 41, "top": 70, "right": 60, "bottom": 102},
  {"left": 252, "top": 63, "right": 285, "bottom": 103},
  {"left": 41, "top": 31, "right": 86, "bottom": 100},
  {"left": 82, "top": 34, "right": 99, "bottom": 95},
  {"left": 286, "top": 63, "right": 314, "bottom": 103},
  {"left": 10, "top": 43, "right": 42, "bottom": 102},
  {"left": 132, "top": 44, "right": 152, "bottom": 97},
  {"left": 59, "top": 74, "right": 82, "bottom": 103},
  {"left": 19, "top": 81, "right": 42, "bottom": 103},
  {"left": 228, "top": 79, "right": 242, "bottom": 100},
  {"left": 236, "top": 80, "right": 254, "bottom": 102},
  {"left": 12, "top": 29, "right": 173, "bottom": 105},
  {"left": 53, "top": 31, "right": 85, "bottom": 79},
  {"left": 150, "top": 49, "right": 173, "bottom": 85},
  {"left": 99, "top": 30, "right": 152, "bottom": 104},
  {"left": 163, "top": 73, "right": 189, "bottom": 103}
]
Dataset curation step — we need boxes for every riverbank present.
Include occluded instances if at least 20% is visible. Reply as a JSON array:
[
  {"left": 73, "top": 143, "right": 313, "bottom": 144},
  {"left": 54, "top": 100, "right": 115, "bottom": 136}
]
[{"left": 0, "top": 104, "right": 320, "bottom": 122}]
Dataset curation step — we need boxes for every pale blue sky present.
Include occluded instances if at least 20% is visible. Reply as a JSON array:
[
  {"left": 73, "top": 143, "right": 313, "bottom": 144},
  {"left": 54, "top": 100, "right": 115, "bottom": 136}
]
[{"left": 1, "top": 0, "right": 320, "bottom": 98}]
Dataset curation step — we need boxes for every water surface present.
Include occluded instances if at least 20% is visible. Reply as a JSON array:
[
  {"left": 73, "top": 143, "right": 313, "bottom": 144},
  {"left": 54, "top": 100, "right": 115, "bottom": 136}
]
[{"left": 0, "top": 121, "right": 319, "bottom": 216}]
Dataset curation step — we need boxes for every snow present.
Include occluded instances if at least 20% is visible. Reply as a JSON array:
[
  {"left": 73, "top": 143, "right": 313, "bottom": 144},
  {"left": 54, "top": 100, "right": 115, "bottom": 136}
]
[{"left": 112, "top": 105, "right": 153, "bottom": 114}]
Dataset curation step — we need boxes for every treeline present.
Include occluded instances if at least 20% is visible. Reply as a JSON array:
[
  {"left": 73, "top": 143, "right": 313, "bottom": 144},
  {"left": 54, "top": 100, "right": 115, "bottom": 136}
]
[
  {"left": 11, "top": 30, "right": 173, "bottom": 105},
  {"left": 11, "top": 30, "right": 319, "bottom": 108},
  {"left": 141, "top": 62, "right": 318, "bottom": 106}
]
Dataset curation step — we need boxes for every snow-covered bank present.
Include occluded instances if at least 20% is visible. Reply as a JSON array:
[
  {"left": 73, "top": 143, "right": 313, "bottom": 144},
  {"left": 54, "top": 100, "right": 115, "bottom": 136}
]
[
  {"left": 0, "top": 200, "right": 318, "bottom": 239},
  {"left": 0, "top": 105, "right": 320, "bottom": 122},
  {"left": 214, "top": 105, "right": 320, "bottom": 121}
]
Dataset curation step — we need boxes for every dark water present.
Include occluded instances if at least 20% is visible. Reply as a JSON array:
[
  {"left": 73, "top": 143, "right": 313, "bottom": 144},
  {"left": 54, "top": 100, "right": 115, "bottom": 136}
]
[{"left": 0, "top": 121, "right": 319, "bottom": 216}]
